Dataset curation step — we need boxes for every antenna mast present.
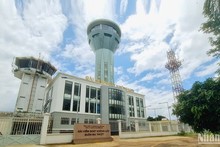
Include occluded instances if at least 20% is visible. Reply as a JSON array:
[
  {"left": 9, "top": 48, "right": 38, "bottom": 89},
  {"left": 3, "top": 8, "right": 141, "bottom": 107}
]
[{"left": 165, "top": 49, "right": 184, "bottom": 101}]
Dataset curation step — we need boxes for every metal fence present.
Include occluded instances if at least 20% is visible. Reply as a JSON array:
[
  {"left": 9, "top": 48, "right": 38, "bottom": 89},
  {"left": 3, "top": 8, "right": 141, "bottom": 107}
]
[
  {"left": 119, "top": 120, "right": 192, "bottom": 133},
  {"left": 0, "top": 116, "right": 43, "bottom": 135},
  {"left": 0, "top": 116, "right": 43, "bottom": 146}
]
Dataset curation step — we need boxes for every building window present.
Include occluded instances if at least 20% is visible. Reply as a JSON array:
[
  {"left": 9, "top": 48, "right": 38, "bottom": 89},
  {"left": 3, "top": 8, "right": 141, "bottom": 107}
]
[
  {"left": 62, "top": 81, "right": 72, "bottom": 111},
  {"left": 73, "top": 83, "right": 81, "bottom": 112},
  {"left": 104, "top": 62, "right": 108, "bottom": 82},
  {"left": 85, "top": 86, "right": 100, "bottom": 114},
  {"left": 72, "top": 100, "right": 80, "bottom": 111},
  {"left": 90, "top": 87, "right": 96, "bottom": 98},
  {"left": 136, "top": 97, "right": 139, "bottom": 107},
  {"left": 86, "top": 86, "right": 90, "bottom": 98},
  {"left": 128, "top": 96, "right": 134, "bottom": 106},
  {"left": 108, "top": 88, "right": 125, "bottom": 120},
  {"left": 84, "top": 119, "right": 95, "bottom": 124},
  {"left": 71, "top": 118, "right": 78, "bottom": 125},
  {"left": 140, "top": 99, "right": 143, "bottom": 107},
  {"left": 74, "top": 83, "right": 81, "bottom": 96},
  {"left": 61, "top": 117, "right": 69, "bottom": 125},
  {"left": 137, "top": 108, "right": 141, "bottom": 117},
  {"left": 85, "top": 101, "right": 89, "bottom": 113},
  {"left": 135, "top": 97, "right": 145, "bottom": 118},
  {"left": 129, "top": 107, "right": 135, "bottom": 117}
]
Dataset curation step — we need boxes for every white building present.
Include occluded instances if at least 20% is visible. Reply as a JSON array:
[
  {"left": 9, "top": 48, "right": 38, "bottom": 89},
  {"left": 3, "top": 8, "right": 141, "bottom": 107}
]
[{"left": 44, "top": 72, "right": 146, "bottom": 132}]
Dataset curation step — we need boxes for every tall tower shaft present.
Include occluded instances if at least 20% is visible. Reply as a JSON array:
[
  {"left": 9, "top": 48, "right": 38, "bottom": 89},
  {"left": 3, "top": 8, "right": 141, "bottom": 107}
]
[
  {"left": 165, "top": 50, "right": 184, "bottom": 100},
  {"left": 87, "top": 19, "right": 121, "bottom": 84}
]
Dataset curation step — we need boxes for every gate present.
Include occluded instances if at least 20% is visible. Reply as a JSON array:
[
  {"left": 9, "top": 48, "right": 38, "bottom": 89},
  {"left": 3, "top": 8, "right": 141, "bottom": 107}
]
[{"left": 0, "top": 116, "right": 43, "bottom": 146}]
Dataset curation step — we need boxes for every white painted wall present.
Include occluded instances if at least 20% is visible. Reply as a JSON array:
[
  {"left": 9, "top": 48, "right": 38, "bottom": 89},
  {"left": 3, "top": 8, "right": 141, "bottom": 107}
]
[{"left": 46, "top": 134, "right": 73, "bottom": 144}]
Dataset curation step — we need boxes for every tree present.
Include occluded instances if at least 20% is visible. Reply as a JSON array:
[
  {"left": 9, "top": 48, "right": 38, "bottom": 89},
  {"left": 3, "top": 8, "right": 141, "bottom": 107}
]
[
  {"left": 201, "top": 0, "right": 220, "bottom": 73},
  {"left": 147, "top": 115, "right": 166, "bottom": 121},
  {"left": 173, "top": 78, "right": 220, "bottom": 133}
]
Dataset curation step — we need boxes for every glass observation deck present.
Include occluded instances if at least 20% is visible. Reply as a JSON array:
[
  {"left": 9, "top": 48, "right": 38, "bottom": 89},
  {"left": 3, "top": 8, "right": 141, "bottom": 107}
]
[{"left": 13, "top": 57, "right": 57, "bottom": 79}]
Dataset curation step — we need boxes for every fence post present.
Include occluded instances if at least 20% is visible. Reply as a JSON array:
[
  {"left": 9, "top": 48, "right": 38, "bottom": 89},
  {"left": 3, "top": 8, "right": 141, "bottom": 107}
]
[
  {"left": 159, "top": 121, "right": 163, "bottom": 132},
  {"left": 134, "top": 120, "right": 139, "bottom": 132},
  {"left": 117, "top": 120, "right": 121, "bottom": 136},
  {"left": 148, "top": 122, "right": 152, "bottom": 132},
  {"left": 40, "top": 113, "right": 50, "bottom": 145}
]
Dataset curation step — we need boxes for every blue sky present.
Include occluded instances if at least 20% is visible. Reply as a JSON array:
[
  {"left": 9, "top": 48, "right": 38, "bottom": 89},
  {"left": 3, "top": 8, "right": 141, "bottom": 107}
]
[{"left": 0, "top": 0, "right": 219, "bottom": 119}]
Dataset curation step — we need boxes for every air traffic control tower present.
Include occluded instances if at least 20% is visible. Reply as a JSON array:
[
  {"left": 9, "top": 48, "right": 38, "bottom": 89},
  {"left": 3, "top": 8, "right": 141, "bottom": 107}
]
[
  {"left": 87, "top": 19, "right": 121, "bottom": 84},
  {"left": 13, "top": 57, "right": 56, "bottom": 114}
]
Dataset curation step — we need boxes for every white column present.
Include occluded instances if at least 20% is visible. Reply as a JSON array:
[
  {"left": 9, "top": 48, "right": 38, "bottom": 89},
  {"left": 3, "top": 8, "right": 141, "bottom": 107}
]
[
  {"left": 117, "top": 120, "right": 122, "bottom": 136},
  {"left": 134, "top": 120, "right": 139, "bottom": 132},
  {"left": 40, "top": 113, "right": 50, "bottom": 145}
]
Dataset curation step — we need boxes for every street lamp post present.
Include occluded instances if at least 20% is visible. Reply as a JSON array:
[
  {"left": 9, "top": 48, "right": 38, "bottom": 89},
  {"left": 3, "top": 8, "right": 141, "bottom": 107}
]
[
  {"left": 159, "top": 102, "right": 172, "bottom": 131},
  {"left": 144, "top": 105, "right": 151, "bottom": 118},
  {"left": 158, "top": 102, "right": 171, "bottom": 121},
  {"left": 148, "top": 108, "right": 162, "bottom": 118}
]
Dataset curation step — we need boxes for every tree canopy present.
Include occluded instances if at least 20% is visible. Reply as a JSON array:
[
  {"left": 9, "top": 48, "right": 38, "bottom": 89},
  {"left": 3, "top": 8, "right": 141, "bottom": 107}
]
[
  {"left": 147, "top": 115, "right": 167, "bottom": 121},
  {"left": 201, "top": 0, "right": 220, "bottom": 74},
  {"left": 173, "top": 78, "right": 220, "bottom": 133}
]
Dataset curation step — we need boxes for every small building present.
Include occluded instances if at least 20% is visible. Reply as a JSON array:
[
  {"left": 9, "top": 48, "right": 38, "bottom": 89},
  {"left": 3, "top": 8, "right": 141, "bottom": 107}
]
[{"left": 44, "top": 72, "right": 146, "bottom": 133}]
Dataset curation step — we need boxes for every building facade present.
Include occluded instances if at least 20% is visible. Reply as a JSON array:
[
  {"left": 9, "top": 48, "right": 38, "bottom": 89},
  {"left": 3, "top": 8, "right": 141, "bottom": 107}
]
[
  {"left": 44, "top": 73, "right": 146, "bottom": 132},
  {"left": 87, "top": 19, "right": 121, "bottom": 84}
]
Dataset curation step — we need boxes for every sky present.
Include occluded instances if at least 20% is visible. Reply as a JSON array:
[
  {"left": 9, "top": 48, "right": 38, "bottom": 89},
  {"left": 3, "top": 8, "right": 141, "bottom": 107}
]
[{"left": 0, "top": 0, "right": 219, "bottom": 119}]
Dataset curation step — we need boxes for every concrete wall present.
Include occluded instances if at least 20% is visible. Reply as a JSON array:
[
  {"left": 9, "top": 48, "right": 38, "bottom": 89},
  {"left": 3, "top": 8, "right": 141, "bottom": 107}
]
[
  {"left": 120, "top": 132, "right": 178, "bottom": 139},
  {"left": 46, "top": 134, "right": 73, "bottom": 144}
]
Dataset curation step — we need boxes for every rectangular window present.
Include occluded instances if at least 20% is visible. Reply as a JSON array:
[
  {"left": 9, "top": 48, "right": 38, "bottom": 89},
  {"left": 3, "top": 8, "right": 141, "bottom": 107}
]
[
  {"left": 104, "top": 62, "right": 108, "bottom": 81},
  {"left": 97, "top": 103, "right": 100, "bottom": 113},
  {"left": 85, "top": 101, "right": 89, "bottom": 113},
  {"left": 72, "top": 100, "right": 80, "bottom": 111},
  {"left": 97, "top": 89, "right": 101, "bottom": 100},
  {"left": 89, "top": 119, "right": 94, "bottom": 124},
  {"left": 141, "top": 109, "right": 145, "bottom": 118},
  {"left": 140, "top": 99, "right": 144, "bottom": 107},
  {"left": 62, "top": 81, "right": 72, "bottom": 111},
  {"left": 137, "top": 108, "right": 140, "bottom": 117},
  {"left": 90, "top": 102, "right": 95, "bottom": 113},
  {"left": 71, "top": 118, "right": 78, "bottom": 125},
  {"left": 84, "top": 119, "right": 88, "bottom": 124},
  {"left": 129, "top": 96, "right": 134, "bottom": 106},
  {"left": 90, "top": 87, "right": 96, "bottom": 99},
  {"left": 86, "top": 86, "right": 90, "bottom": 98},
  {"left": 74, "top": 83, "right": 81, "bottom": 96},
  {"left": 136, "top": 98, "right": 139, "bottom": 107},
  {"left": 61, "top": 117, "right": 69, "bottom": 125}
]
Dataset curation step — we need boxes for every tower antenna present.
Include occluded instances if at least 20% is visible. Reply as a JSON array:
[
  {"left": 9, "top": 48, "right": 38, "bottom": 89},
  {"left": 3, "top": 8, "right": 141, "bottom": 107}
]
[{"left": 165, "top": 49, "right": 184, "bottom": 101}]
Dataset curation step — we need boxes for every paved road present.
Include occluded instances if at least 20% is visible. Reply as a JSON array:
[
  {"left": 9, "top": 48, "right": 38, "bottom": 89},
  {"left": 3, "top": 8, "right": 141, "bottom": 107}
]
[{"left": 6, "top": 136, "right": 219, "bottom": 147}]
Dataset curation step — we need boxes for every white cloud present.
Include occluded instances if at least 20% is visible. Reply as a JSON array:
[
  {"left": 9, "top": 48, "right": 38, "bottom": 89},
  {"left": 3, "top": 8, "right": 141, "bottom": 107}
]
[
  {"left": 140, "top": 72, "right": 164, "bottom": 82},
  {"left": 195, "top": 60, "right": 220, "bottom": 77},
  {"left": 0, "top": 0, "right": 67, "bottom": 111},
  {"left": 127, "top": 41, "right": 170, "bottom": 75},
  {"left": 120, "top": 0, "right": 128, "bottom": 16},
  {"left": 115, "top": 66, "right": 124, "bottom": 75}
]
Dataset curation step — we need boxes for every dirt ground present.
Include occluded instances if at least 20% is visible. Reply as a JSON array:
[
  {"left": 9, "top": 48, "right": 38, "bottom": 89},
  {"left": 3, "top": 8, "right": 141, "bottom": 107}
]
[{"left": 7, "top": 135, "right": 220, "bottom": 147}]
